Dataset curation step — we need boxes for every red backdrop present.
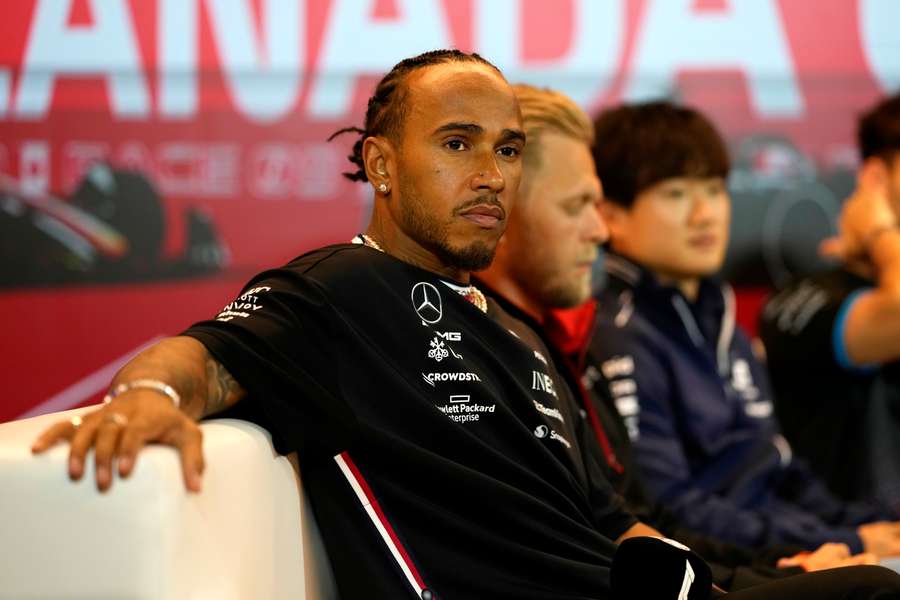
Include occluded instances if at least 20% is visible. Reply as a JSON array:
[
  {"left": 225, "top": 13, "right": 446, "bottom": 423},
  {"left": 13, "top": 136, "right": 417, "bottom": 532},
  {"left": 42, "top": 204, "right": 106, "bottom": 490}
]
[{"left": 2, "top": 0, "right": 898, "bottom": 421}]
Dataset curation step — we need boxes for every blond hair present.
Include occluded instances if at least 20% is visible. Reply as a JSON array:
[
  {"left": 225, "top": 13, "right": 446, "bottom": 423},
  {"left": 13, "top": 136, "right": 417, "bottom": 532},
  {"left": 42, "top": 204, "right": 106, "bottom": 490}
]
[{"left": 513, "top": 83, "right": 594, "bottom": 171}]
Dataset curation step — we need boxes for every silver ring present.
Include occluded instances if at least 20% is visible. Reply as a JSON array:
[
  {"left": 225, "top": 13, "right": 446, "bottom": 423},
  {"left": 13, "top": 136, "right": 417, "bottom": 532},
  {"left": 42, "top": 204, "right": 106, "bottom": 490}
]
[
  {"left": 70, "top": 415, "right": 83, "bottom": 428},
  {"left": 103, "top": 412, "right": 128, "bottom": 427}
]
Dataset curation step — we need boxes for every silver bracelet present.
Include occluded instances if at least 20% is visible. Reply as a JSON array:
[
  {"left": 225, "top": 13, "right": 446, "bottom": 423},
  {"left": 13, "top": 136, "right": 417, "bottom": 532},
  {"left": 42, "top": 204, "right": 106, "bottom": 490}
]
[{"left": 104, "top": 378, "right": 181, "bottom": 409}]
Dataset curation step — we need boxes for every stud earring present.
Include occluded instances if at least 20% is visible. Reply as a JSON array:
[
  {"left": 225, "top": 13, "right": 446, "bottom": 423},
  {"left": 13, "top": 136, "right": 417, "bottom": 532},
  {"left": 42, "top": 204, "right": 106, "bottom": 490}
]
[{"left": 378, "top": 183, "right": 388, "bottom": 193}]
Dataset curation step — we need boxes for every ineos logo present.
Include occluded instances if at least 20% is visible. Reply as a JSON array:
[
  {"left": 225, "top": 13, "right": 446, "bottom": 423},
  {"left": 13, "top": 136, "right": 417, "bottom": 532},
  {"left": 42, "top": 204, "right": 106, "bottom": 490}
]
[{"left": 411, "top": 282, "right": 442, "bottom": 325}]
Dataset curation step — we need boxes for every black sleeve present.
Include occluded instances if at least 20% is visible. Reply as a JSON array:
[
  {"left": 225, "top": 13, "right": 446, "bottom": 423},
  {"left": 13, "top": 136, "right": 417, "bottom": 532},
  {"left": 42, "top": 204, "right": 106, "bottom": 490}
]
[
  {"left": 183, "top": 268, "right": 359, "bottom": 458},
  {"left": 760, "top": 276, "right": 870, "bottom": 372},
  {"left": 727, "top": 564, "right": 803, "bottom": 592},
  {"left": 575, "top": 409, "right": 639, "bottom": 540},
  {"left": 652, "top": 508, "right": 804, "bottom": 568}
]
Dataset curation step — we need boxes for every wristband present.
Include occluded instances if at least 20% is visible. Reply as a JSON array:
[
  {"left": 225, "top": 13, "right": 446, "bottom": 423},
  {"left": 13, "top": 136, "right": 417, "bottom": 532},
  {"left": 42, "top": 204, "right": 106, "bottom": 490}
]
[{"left": 104, "top": 378, "right": 181, "bottom": 409}]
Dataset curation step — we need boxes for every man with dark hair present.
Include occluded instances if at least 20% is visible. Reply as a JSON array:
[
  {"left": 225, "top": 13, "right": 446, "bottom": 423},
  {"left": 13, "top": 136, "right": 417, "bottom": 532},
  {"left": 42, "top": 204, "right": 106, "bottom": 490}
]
[
  {"left": 760, "top": 93, "right": 900, "bottom": 513},
  {"left": 31, "top": 50, "right": 664, "bottom": 600},
  {"left": 587, "top": 101, "right": 900, "bottom": 557}
]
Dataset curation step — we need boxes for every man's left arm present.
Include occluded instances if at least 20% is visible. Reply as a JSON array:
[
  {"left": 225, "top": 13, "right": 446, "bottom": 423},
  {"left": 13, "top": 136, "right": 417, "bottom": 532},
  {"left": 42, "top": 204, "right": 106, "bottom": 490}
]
[
  {"left": 817, "top": 171, "right": 900, "bottom": 366},
  {"left": 840, "top": 229, "right": 900, "bottom": 365}
]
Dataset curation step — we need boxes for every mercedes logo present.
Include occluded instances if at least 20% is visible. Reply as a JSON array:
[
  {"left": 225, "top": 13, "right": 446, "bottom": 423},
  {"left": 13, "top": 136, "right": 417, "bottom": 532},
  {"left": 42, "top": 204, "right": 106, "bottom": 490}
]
[{"left": 411, "top": 282, "right": 443, "bottom": 325}]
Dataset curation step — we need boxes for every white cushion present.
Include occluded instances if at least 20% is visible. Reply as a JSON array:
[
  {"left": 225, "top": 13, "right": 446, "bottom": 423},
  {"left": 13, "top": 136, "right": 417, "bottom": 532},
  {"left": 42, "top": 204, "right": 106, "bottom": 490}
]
[{"left": 0, "top": 406, "right": 337, "bottom": 599}]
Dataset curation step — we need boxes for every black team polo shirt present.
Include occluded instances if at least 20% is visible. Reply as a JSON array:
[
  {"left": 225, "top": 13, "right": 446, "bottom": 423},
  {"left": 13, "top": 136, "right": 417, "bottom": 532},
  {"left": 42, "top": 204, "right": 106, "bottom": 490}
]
[{"left": 183, "top": 243, "right": 636, "bottom": 600}]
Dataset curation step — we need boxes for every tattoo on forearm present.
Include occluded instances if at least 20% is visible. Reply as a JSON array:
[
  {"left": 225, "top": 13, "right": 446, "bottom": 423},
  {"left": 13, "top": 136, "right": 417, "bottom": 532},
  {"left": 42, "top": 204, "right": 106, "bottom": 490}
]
[{"left": 204, "top": 359, "right": 242, "bottom": 416}]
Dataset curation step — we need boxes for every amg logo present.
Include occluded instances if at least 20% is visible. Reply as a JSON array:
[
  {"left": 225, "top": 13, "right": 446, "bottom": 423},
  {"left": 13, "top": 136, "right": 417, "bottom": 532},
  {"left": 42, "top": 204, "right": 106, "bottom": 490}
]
[
  {"left": 531, "top": 371, "right": 558, "bottom": 399},
  {"left": 435, "top": 331, "right": 462, "bottom": 341},
  {"left": 422, "top": 372, "right": 482, "bottom": 387}
]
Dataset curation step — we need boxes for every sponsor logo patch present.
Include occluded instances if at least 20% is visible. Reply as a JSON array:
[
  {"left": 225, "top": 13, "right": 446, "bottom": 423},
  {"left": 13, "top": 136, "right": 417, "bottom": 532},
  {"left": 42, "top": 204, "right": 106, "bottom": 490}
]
[
  {"left": 411, "top": 282, "right": 442, "bottom": 325},
  {"left": 422, "top": 371, "right": 482, "bottom": 387},
  {"left": 435, "top": 330, "right": 461, "bottom": 342},
  {"left": 601, "top": 355, "right": 634, "bottom": 379},
  {"left": 216, "top": 286, "right": 271, "bottom": 321},
  {"left": 532, "top": 400, "right": 565, "bottom": 423},
  {"left": 427, "top": 337, "right": 449, "bottom": 362},
  {"left": 533, "top": 424, "right": 572, "bottom": 449},
  {"left": 531, "top": 370, "right": 559, "bottom": 399},
  {"left": 436, "top": 396, "right": 496, "bottom": 424}
]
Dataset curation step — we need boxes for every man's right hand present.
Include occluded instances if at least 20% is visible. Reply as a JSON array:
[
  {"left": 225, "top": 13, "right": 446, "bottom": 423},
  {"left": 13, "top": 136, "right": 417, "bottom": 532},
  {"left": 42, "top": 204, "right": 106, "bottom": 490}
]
[
  {"left": 31, "top": 390, "right": 205, "bottom": 493},
  {"left": 30, "top": 336, "right": 246, "bottom": 493},
  {"left": 858, "top": 521, "right": 900, "bottom": 558},
  {"left": 820, "top": 167, "right": 895, "bottom": 265}
]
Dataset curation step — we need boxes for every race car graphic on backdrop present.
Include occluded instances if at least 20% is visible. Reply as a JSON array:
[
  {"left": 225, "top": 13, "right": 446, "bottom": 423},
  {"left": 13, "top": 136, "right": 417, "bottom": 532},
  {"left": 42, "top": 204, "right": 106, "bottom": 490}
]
[{"left": 1, "top": 0, "right": 898, "bottom": 421}]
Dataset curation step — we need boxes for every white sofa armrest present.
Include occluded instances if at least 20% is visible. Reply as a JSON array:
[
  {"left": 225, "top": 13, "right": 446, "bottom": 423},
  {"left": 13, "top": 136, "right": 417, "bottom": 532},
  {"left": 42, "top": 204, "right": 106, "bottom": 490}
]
[{"left": 0, "top": 406, "right": 337, "bottom": 600}]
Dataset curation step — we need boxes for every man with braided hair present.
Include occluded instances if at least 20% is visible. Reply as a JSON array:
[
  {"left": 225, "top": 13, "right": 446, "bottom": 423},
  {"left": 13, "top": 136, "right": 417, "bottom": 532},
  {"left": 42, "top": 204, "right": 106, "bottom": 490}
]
[
  {"left": 29, "top": 49, "right": 900, "bottom": 599},
  {"left": 32, "top": 50, "right": 658, "bottom": 599}
]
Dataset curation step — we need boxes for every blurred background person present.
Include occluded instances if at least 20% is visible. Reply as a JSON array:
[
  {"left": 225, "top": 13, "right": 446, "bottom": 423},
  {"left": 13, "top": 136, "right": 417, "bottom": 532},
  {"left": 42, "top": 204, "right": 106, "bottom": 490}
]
[
  {"left": 478, "top": 84, "right": 881, "bottom": 592},
  {"left": 761, "top": 93, "right": 900, "bottom": 515},
  {"left": 587, "top": 100, "right": 900, "bottom": 557}
]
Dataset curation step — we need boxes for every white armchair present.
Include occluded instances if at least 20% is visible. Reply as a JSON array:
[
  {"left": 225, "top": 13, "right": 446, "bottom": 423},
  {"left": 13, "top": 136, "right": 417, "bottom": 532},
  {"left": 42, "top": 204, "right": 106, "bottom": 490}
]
[{"left": 0, "top": 406, "right": 338, "bottom": 599}]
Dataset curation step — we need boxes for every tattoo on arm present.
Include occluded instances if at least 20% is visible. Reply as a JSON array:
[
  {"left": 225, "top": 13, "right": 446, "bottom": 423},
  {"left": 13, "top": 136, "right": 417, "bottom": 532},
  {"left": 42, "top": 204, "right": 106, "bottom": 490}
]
[{"left": 204, "top": 358, "right": 244, "bottom": 417}]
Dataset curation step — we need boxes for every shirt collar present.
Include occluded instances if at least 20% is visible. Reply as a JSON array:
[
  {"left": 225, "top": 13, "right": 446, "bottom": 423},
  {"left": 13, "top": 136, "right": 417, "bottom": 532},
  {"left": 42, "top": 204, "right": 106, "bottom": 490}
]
[{"left": 601, "top": 251, "right": 735, "bottom": 364}]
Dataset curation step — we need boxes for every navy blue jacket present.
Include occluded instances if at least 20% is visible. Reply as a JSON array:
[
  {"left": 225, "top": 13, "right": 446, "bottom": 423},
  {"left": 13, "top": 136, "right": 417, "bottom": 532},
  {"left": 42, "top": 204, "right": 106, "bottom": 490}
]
[{"left": 588, "top": 253, "right": 884, "bottom": 553}]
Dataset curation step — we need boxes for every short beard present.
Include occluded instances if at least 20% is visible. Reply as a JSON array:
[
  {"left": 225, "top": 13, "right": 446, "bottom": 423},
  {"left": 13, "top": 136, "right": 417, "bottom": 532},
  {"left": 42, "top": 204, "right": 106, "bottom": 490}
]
[
  {"left": 513, "top": 261, "right": 591, "bottom": 309},
  {"left": 540, "top": 278, "right": 591, "bottom": 309},
  {"left": 432, "top": 239, "right": 495, "bottom": 272},
  {"left": 398, "top": 180, "right": 498, "bottom": 272}
]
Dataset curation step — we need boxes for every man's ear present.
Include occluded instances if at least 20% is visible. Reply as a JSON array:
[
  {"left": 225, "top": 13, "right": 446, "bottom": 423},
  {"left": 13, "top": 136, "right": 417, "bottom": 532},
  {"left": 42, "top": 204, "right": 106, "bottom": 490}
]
[{"left": 362, "top": 136, "right": 395, "bottom": 193}]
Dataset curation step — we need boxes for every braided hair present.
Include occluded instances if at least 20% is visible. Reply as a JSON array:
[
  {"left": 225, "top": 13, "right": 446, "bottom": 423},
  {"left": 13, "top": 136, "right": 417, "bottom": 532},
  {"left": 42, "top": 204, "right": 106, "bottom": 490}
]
[{"left": 327, "top": 49, "right": 501, "bottom": 182}]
